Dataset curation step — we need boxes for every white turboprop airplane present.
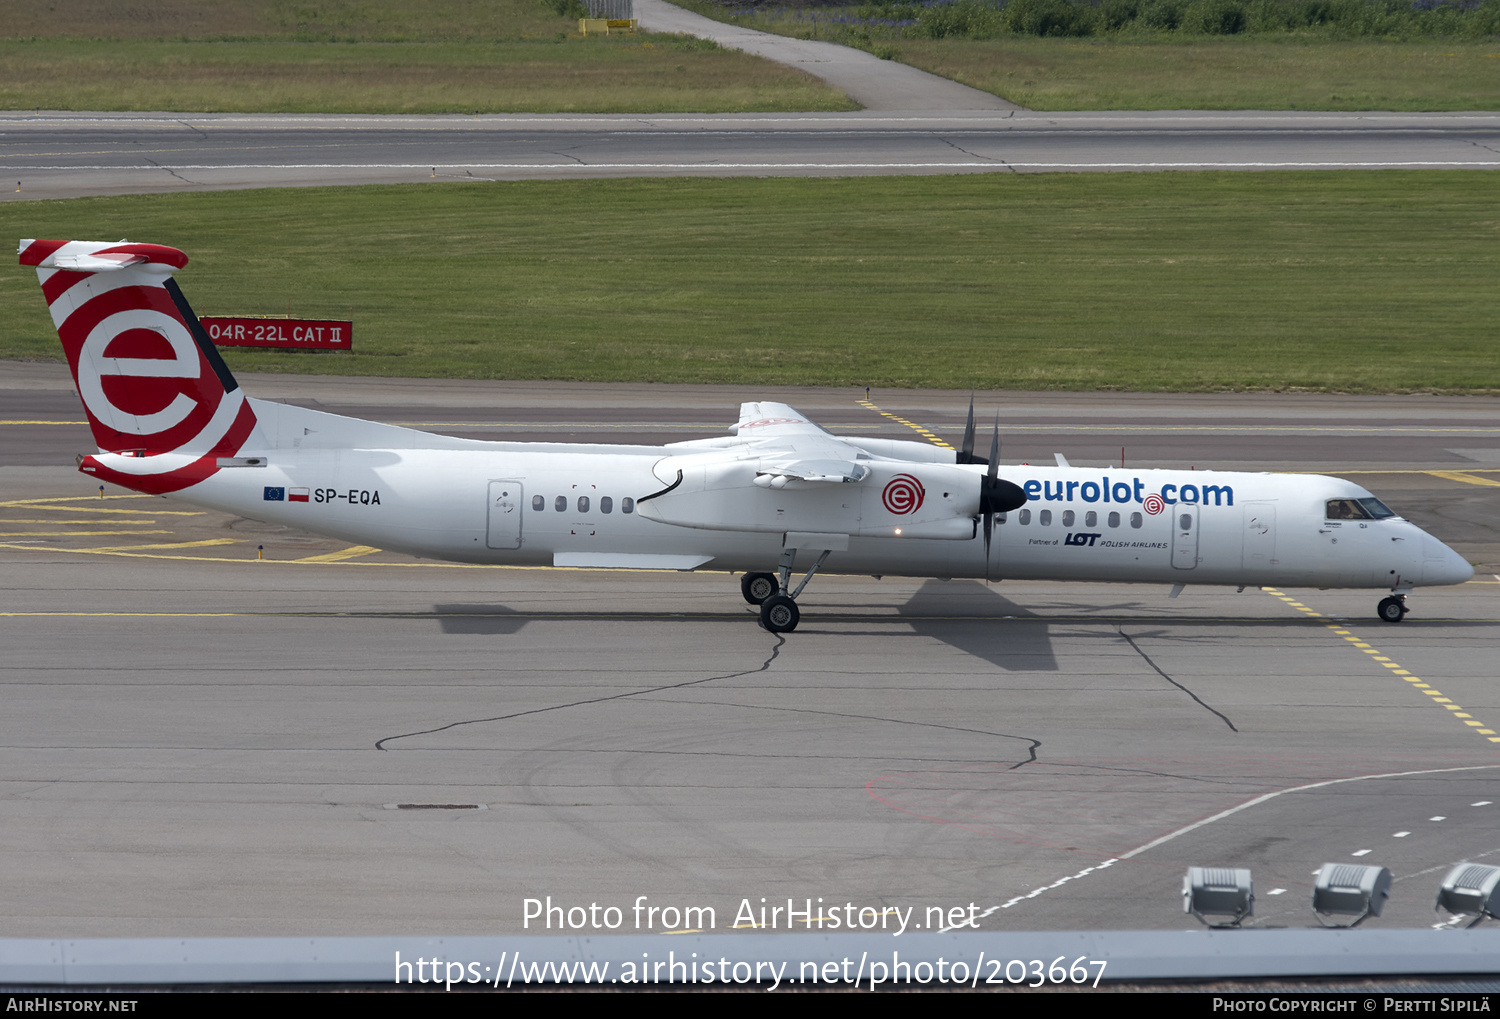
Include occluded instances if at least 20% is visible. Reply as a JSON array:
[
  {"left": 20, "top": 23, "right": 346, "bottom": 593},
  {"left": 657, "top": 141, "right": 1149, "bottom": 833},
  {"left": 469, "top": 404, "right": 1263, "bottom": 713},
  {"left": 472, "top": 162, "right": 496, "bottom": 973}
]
[{"left": 21, "top": 238, "right": 1474, "bottom": 632}]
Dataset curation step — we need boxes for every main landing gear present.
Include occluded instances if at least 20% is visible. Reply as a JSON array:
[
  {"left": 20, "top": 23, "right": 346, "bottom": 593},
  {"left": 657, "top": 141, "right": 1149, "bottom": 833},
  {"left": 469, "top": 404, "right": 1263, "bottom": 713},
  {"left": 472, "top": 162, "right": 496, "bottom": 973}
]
[
  {"left": 1377, "top": 594, "right": 1408, "bottom": 624},
  {"left": 739, "top": 548, "right": 833, "bottom": 633},
  {"left": 741, "top": 572, "right": 778, "bottom": 605}
]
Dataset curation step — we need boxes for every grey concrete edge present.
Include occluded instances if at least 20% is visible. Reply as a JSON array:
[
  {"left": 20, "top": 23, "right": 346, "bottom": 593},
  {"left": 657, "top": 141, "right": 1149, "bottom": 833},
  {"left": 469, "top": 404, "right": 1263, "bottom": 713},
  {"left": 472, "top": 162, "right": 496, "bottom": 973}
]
[{"left": 2, "top": 929, "right": 1498, "bottom": 985}]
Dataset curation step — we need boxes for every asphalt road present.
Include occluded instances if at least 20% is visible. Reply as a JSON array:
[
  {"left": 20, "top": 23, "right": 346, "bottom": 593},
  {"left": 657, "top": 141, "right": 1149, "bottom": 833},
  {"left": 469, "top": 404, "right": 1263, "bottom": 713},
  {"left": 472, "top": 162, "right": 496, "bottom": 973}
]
[
  {"left": 5, "top": 110, "right": 1500, "bottom": 201},
  {"left": 3, "top": 364, "right": 1498, "bottom": 938}
]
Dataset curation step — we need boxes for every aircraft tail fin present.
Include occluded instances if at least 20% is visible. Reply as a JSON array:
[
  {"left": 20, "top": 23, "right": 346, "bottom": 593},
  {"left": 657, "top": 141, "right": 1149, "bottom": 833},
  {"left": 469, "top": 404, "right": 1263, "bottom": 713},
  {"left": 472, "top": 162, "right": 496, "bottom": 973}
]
[{"left": 20, "top": 239, "right": 262, "bottom": 494}]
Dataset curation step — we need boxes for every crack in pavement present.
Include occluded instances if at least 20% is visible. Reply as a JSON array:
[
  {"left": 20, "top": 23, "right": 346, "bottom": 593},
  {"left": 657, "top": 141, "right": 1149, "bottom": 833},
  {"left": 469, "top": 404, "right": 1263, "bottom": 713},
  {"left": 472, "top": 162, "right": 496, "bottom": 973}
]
[
  {"left": 374, "top": 635, "right": 786, "bottom": 750},
  {"left": 1118, "top": 626, "right": 1238, "bottom": 732},
  {"left": 659, "top": 697, "right": 1042, "bottom": 768},
  {"left": 144, "top": 158, "right": 198, "bottom": 185},
  {"left": 934, "top": 133, "right": 993, "bottom": 162}
]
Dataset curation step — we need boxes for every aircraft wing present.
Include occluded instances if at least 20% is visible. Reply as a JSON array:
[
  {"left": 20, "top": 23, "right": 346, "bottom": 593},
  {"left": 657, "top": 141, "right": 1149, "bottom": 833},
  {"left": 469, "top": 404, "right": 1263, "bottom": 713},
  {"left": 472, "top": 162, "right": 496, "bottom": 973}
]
[
  {"left": 664, "top": 399, "right": 958, "bottom": 483},
  {"left": 732, "top": 402, "right": 832, "bottom": 439}
]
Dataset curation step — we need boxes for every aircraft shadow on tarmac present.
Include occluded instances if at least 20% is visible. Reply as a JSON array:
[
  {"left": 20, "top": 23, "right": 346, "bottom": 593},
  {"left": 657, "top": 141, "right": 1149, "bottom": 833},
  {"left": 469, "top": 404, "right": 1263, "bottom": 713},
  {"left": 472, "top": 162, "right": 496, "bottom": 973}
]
[
  {"left": 434, "top": 604, "right": 530, "bottom": 635},
  {"left": 894, "top": 579, "right": 1060, "bottom": 673},
  {"left": 434, "top": 580, "right": 1061, "bottom": 672}
]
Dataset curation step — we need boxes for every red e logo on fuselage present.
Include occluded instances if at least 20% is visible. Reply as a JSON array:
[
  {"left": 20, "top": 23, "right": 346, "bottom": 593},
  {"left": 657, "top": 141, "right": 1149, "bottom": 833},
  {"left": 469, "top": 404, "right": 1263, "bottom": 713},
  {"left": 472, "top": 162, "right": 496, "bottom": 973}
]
[{"left": 882, "top": 474, "right": 925, "bottom": 515}]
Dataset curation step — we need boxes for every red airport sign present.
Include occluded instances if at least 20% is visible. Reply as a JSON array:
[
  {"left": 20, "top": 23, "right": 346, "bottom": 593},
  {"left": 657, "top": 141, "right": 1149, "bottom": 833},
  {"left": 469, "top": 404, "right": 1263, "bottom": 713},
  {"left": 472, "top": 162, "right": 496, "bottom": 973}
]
[{"left": 201, "top": 317, "right": 352, "bottom": 351}]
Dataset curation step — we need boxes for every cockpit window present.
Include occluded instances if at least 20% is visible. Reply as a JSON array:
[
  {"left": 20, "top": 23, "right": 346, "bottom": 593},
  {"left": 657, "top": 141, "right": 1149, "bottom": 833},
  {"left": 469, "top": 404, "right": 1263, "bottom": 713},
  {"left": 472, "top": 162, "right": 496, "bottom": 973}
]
[
  {"left": 1325, "top": 498, "right": 1397, "bottom": 520},
  {"left": 1325, "top": 499, "right": 1369, "bottom": 520}
]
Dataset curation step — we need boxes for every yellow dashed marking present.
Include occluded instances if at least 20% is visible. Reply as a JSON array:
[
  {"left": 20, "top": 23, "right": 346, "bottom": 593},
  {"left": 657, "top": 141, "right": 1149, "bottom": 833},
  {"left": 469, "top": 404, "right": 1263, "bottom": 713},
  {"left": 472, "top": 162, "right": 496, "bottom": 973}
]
[
  {"left": 292, "top": 545, "right": 382, "bottom": 564},
  {"left": 857, "top": 399, "right": 954, "bottom": 451},
  {"left": 1263, "top": 589, "right": 1497, "bottom": 745}
]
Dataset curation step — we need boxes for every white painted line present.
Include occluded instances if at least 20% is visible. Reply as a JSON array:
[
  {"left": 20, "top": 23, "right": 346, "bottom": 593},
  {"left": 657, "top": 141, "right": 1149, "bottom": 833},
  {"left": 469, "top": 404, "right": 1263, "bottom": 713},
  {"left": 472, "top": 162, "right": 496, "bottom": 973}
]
[
  {"left": 1394, "top": 832, "right": 1411, "bottom": 837},
  {"left": 1431, "top": 816, "right": 1447, "bottom": 821},
  {"left": 9, "top": 160, "right": 1500, "bottom": 172},
  {"left": 991, "top": 764, "right": 1500, "bottom": 916},
  {"left": 1267, "top": 889, "right": 1287, "bottom": 896},
  {"left": 1122, "top": 764, "right": 1500, "bottom": 862},
  {"left": 1352, "top": 849, "right": 1372, "bottom": 856}
]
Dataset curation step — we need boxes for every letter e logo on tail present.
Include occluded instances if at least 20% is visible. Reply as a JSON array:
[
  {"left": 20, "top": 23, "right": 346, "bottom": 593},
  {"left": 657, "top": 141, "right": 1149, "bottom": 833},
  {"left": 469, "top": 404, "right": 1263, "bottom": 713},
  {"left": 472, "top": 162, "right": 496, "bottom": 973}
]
[{"left": 20, "top": 239, "right": 261, "bottom": 494}]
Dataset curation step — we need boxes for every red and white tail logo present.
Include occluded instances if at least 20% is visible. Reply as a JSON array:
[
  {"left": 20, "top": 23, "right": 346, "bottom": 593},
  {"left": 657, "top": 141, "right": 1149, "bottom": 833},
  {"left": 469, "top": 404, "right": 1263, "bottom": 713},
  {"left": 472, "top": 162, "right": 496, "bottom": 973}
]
[{"left": 20, "top": 239, "right": 260, "bottom": 494}]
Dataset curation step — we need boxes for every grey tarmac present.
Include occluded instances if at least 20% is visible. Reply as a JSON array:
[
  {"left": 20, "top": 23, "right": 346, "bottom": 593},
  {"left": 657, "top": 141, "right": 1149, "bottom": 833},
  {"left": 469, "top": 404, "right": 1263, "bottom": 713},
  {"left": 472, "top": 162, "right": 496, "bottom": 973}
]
[
  {"left": 2, "top": 363, "right": 1498, "bottom": 937},
  {"left": 4, "top": 110, "right": 1499, "bottom": 201}
]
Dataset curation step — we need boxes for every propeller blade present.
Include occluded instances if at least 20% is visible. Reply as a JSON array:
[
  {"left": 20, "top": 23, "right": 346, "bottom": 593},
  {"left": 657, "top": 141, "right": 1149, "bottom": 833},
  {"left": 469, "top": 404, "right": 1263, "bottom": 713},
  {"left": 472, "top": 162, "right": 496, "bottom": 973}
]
[
  {"left": 960, "top": 393, "right": 984, "bottom": 465},
  {"left": 987, "top": 415, "right": 999, "bottom": 482}
]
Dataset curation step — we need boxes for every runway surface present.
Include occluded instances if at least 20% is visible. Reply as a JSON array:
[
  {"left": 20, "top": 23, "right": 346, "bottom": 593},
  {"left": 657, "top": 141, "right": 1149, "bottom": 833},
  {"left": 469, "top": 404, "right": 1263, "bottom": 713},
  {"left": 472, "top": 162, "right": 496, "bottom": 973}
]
[
  {"left": 3, "top": 362, "right": 1498, "bottom": 938},
  {"left": 5, "top": 110, "right": 1500, "bottom": 200}
]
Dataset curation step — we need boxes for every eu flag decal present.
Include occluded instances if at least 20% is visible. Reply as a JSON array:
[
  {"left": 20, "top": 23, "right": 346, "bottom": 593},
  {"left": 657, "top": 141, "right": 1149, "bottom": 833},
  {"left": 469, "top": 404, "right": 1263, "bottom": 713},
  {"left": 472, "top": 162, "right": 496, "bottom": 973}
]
[{"left": 263, "top": 487, "right": 285, "bottom": 501}]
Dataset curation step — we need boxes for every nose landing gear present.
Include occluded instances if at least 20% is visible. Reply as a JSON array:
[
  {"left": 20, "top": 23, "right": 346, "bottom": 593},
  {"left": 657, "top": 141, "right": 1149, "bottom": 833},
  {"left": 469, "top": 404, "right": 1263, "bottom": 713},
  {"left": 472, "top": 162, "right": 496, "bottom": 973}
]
[{"left": 1377, "top": 594, "right": 1408, "bottom": 623}]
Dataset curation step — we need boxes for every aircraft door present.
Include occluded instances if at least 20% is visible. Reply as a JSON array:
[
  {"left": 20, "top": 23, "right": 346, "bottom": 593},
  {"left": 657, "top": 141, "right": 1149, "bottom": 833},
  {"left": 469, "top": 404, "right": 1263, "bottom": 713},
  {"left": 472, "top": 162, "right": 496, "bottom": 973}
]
[
  {"left": 486, "top": 480, "right": 523, "bottom": 549},
  {"left": 1241, "top": 501, "right": 1276, "bottom": 572},
  {"left": 1171, "top": 506, "right": 1199, "bottom": 570}
]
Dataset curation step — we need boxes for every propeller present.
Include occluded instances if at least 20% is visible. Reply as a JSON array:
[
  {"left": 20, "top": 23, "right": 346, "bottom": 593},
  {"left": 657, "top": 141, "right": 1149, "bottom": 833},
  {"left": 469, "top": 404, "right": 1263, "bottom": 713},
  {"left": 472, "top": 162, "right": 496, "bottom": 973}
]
[
  {"left": 955, "top": 393, "right": 987, "bottom": 465},
  {"left": 976, "top": 414, "right": 1027, "bottom": 557}
]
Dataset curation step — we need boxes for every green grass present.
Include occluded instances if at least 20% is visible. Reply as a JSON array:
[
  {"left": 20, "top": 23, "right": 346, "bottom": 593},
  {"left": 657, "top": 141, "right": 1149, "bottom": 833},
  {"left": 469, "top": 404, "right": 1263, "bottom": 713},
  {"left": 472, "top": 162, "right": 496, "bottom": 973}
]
[
  {"left": 0, "top": 37, "right": 854, "bottom": 114},
  {"left": 0, "top": 0, "right": 854, "bottom": 114},
  {"left": 885, "top": 37, "right": 1500, "bottom": 111},
  {"left": 675, "top": 1, "right": 1500, "bottom": 110},
  {"left": 4, "top": 173, "right": 1499, "bottom": 392}
]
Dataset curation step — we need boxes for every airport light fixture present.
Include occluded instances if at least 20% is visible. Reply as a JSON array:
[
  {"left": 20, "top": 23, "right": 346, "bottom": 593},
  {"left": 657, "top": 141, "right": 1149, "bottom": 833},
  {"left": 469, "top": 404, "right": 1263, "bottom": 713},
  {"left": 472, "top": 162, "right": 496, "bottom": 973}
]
[
  {"left": 1435, "top": 863, "right": 1500, "bottom": 927},
  {"left": 1183, "top": 867, "right": 1253, "bottom": 927},
  {"left": 1312, "top": 863, "right": 1391, "bottom": 927}
]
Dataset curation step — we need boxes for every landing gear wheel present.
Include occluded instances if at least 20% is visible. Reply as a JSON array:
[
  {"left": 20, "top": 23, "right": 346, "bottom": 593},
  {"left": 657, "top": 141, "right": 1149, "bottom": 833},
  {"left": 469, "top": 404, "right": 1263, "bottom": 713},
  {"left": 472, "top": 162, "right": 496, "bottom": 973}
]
[
  {"left": 1377, "top": 596, "right": 1408, "bottom": 623},
  {"left": 759, "top": 594, "right": 800, "bottom": 633},
  {"left": 741, "top": 572, "right": 779, "bottom": 605}
]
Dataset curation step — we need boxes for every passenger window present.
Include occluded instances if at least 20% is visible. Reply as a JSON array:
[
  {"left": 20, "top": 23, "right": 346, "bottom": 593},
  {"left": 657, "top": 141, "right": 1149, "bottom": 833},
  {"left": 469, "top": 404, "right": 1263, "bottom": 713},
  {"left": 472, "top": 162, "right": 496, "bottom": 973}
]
[
  {"left": 622, "top": 498, "right": 635, "bottom": 514},
  {"left": 532, "top": 495, "right": 543, "bottom": 511},
  {"left": 1039, "top": 509, "right": 1052, "bottom": 526},
  {"left": 1108, "top": 511, "right": 1120, "bottom": 528},
  {"left": 1062, "top": 510, "right": 1075, "bottom": 527},
  {"left": 555, "top": 495, "right": 566, "bottom": 512},
  {"left": 578, "top": 496, "right": 589, "bottom": 513},
  {"left": 1130, "top": 512, "right": 1142, "bottom": 528},
  {"left": 600, "top": 496, "right": 613, "bottom": 514},
  {"left": 1179, "top": 513, "right": 1192, "bottom": 530},
  {"left": 1085, "top": 511, "right": 1097, "bottom": 527},
  {"left": 1018, "top": 509, "right": 1031, "bottom": 525},
  {"left": 997, "top": 512, "right": 1007, "bottom": 524}
]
